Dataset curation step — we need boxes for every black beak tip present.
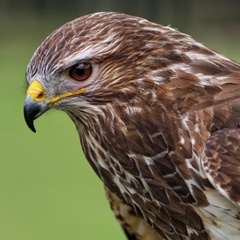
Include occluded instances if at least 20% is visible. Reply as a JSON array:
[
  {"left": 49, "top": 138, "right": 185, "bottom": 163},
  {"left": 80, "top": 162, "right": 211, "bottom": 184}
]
[
  {"left": 24, "top": 96, "right": 49, "bottom": 133},
  {"left": 23, "top": 105, "right": 37, "bottom": 133},
  {"left": 25, "top": 119, "right": 36, "bottom": 133},
  {"left": 27, "top": 123, "right": 36, "bottom": 133}
]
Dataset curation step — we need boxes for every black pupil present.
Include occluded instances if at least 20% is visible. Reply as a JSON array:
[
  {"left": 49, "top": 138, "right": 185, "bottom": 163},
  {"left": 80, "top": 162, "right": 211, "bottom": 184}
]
[{"left": 76, "top": 64, "right": 87, "bottom": 76}]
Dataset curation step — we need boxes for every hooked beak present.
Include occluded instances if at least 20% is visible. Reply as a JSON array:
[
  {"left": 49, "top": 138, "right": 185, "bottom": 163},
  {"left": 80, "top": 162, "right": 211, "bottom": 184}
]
[
  {"left": 24, "top": 96, "right": 49, "bottom": 133},
  {"left": 23, "top": 80, "right": 49, "bottom": 133},
  {"left": 23, "top": 80, "right": 86, "bottom": 133}
]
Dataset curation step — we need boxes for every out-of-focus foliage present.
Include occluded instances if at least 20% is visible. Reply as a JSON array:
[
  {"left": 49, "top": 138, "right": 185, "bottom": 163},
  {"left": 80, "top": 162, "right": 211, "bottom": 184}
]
[{"left": 1, "top": 0, "right": 240, "bottom": 28}]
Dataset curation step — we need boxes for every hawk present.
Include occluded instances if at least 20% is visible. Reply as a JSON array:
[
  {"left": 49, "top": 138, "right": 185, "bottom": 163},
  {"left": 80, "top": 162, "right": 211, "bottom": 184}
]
[{"left": 24, "top": 12, "right": 240, "bottom": 239}]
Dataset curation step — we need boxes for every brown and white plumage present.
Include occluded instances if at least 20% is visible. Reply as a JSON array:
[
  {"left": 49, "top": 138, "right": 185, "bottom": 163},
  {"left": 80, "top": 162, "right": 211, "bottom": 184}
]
[{"left": 24, "top": 12, "right": 240, "bottom": 239}]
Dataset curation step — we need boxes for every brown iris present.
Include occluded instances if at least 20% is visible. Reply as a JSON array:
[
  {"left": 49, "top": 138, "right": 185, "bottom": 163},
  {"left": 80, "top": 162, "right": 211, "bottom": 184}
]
[{"left": 69, "top": 62, "right": 92, "bottom": 81}]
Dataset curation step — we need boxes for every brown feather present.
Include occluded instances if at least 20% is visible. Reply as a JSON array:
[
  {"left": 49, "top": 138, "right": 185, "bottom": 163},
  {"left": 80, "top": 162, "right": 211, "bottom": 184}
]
[{"left": 26, "top": 12, "right": 240, "bottom": 239}]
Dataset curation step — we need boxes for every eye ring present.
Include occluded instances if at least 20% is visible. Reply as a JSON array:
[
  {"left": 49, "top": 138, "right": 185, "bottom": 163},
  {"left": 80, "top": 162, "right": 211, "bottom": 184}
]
[{"left": 69, "top": 62, "right": 92, "bottom": 81}]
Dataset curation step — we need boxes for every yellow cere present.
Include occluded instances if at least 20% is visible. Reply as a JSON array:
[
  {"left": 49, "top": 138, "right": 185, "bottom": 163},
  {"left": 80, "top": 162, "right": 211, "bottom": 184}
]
[
  {"left": 27, "top": 80, "right": 46, "bottom": 102},
  {"left": 27, "top": 80, "right": 86, "bottom": 107}
]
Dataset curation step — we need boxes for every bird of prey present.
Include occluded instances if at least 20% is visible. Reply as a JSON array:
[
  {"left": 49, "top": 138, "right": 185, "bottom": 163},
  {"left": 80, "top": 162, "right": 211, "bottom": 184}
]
[{"left": 24, "top": 12, "right": 240, "bottom": 240}]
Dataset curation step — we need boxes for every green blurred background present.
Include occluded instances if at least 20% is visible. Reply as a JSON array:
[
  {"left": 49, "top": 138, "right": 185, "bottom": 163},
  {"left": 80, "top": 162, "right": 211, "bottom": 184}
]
[{"left": 1, "top": 0, "right": 240, "bottom": 239}]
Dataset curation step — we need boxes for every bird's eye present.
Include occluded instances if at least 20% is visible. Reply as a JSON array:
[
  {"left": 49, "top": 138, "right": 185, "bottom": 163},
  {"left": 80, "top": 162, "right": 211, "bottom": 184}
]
[{"left": 69, "top": 62, "right": 92, "bottom": 81}]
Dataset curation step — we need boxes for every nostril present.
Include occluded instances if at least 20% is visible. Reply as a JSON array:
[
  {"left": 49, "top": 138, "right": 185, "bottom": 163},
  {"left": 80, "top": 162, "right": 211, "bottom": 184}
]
[
  {"left": 36, "top": 92, "right": 45, "bottom": 101},
  {"left": 27, "top": 80, "right": 46, "bottom": 102}
]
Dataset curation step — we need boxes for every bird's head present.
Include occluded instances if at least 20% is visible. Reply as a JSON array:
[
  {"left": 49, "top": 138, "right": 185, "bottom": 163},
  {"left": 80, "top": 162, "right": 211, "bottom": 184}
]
[{"left": 24, "top": 12, "right": 186, "bottom": 132}]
